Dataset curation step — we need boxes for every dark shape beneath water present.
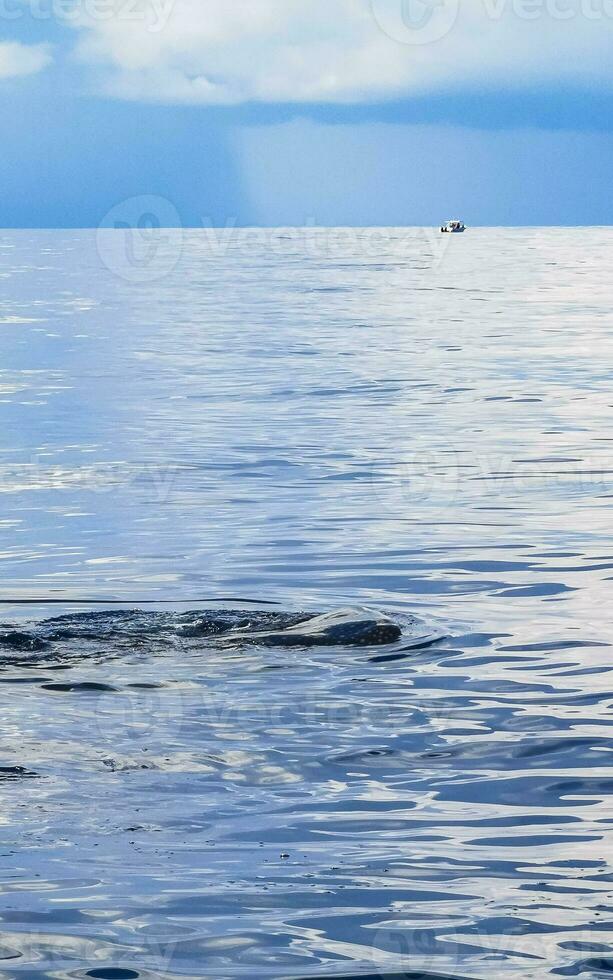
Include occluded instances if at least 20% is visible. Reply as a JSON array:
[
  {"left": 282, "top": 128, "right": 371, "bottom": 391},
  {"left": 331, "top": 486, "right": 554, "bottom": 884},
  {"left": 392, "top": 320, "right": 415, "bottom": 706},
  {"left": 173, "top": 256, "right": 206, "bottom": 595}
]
[
  {"left": 0, "top": 766, "right": 38, "bottom": 780},
  {"left": 292, "top": 972, "right": 471, "bottom": 980},
  {"left": 219, "top": 607, "right": 405, "bottom": 647},
  {"left": 0, "top": 606, "right": 441, "bottom": 667}
]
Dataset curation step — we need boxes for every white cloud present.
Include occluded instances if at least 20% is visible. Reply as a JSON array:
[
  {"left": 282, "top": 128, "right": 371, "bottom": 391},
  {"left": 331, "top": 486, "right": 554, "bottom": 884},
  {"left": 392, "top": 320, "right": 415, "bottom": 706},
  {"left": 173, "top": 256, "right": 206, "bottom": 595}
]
[
  {"left": 0, "top": 41, "right": 52, "bottom": 80},
  {"left": 70, "top": 0, "right": 613, "bottom": 104}
]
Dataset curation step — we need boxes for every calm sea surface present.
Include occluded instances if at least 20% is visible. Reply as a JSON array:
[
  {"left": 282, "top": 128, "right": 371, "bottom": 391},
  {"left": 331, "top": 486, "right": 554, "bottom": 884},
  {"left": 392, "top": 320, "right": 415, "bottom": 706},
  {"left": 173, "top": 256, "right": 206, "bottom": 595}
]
[{"left": 1, "top": 227, "right": 613, "bottom": 979}]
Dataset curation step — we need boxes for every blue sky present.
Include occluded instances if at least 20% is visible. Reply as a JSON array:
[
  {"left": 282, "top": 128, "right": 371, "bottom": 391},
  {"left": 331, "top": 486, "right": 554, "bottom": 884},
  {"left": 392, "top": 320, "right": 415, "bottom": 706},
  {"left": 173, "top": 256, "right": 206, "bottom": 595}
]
[{"left": 1, "top": 0, "right": 613, "bottom": 226}]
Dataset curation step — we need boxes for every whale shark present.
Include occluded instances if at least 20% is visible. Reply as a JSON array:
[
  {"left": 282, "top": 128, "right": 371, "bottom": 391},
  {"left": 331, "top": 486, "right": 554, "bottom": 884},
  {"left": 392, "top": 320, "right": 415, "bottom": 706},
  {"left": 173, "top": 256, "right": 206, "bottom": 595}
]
[
  {"left": 219, "top": 606, "right": 430, "bottom": 648},
  {"left": 0, "top": 606, "right": 442, "bottom": 663}
]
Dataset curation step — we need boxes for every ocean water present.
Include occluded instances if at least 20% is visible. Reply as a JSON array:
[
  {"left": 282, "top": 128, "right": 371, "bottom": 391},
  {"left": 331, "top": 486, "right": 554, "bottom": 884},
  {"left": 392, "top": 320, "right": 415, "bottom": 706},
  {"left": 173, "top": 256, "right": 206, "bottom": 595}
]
[{"left": 1, "top": 226, "right": 613, "bottom": 979}]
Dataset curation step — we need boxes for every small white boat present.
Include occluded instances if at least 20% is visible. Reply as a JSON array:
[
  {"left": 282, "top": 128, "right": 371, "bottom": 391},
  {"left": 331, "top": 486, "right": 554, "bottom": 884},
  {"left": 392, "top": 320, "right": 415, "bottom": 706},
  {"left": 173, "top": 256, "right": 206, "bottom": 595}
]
[{"left": 440, "top": 220, "right": 466, "bottom": 234}]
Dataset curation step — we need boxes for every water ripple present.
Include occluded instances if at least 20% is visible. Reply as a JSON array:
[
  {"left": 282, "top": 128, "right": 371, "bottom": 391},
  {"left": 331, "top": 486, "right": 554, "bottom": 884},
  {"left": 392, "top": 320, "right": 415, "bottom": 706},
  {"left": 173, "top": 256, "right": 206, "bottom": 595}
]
[{"left": 0, "top": 229, "right": 612, "bottom": 978}]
